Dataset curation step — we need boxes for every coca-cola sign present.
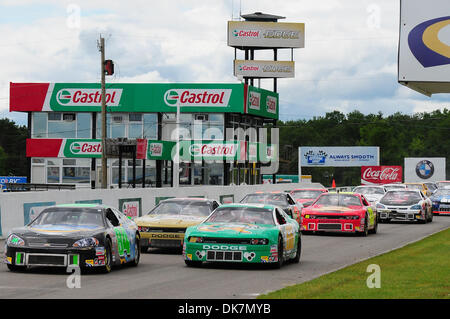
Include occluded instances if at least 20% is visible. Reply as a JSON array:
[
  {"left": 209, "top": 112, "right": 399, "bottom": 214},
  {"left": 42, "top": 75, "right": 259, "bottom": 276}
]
[{"left": 361, "top": 166, "right": 403, "bottom": 185}]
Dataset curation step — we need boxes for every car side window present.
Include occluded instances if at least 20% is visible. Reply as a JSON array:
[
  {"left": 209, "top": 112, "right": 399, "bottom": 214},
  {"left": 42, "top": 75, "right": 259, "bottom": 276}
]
[
  {"left": 287, "top": 194, "right": 296, "bottom": 205},
  {"left": 275, "top": 208, "right": 287, "bottom": 225},
  {"left": 212, "top": 201, "right": 220, "bottom": 211},
  {"left": 105, "top": 209, "right": 120, "bottom": 227},
  {"left": 361, "top": 196, "right": 370, "bottom": 206}
]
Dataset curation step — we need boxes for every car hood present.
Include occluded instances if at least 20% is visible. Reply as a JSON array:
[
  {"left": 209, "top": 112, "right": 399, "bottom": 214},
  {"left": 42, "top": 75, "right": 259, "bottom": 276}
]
[
  {"left": 303, "top": 205, "right": 364, "bottom": 215},
  {"left": 188, "top": 222, "right": 275, "bottom": 237},
  {"left": 134, "top": 214, "right": 206, "bottom": 227},
  {"left": 10, "top": 224, "right": 105, "bottom": 240},
  {"left": 430, "top": 195, "right": 450, "bottom": 203}
]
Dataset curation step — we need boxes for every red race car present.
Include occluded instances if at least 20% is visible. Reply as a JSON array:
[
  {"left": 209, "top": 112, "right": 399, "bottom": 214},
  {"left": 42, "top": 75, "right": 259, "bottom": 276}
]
[
  {"left": 300, "top": 192, "right": 378, "bottom": 236},
  {"left": 290, "top": 188, "right": 328, "bottom": 207}
]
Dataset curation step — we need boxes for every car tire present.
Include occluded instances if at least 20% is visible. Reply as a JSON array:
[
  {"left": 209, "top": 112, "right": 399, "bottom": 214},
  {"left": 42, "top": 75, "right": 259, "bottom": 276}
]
[
  {"left": 140, "top": 245, "right": 148, "bottom": 253},
  {"left": 101, "top": 239, "right": 113, "bottom": 274},
  {"left": 369, "top": 217, "right": 378, "bottom": 234},
  {"left": 271, "top": 236, "right": 284, "bottom": 269},
  {"left": 185, "top": 260, "right": 202, "bottom": 267},
  {"left": 7, "top": 264, "right": 25, "bottom": 272},
  {"left": 360, "top": 215, "right": 369, "bottom": 237},
  {"left": 292, "top": 235, "right": 302, "bottom": 264},
  {"left": 130, "top": 235, "right": 140, "bottom": 267}
]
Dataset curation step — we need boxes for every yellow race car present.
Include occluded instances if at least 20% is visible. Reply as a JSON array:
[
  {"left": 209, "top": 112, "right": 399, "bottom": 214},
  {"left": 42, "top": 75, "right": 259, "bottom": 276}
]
[
  {"left": 135, "top": 198, "right": 220, "bottom": 252},
  {"left": 405, "top": 183, "right": 431, "bottom": 197}
]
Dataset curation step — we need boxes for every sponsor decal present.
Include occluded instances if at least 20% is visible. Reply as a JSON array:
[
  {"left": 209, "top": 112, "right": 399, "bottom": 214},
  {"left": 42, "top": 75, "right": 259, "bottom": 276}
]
[
  {"left": 408, "top": 16, "right": 450, "bottom": 68},
  {"left": 361, "top": 166, "right": 402, "bottom": 184},
  {"left": 55, "top": 88, "right": 123, "bottom": 106},
  {"left": 163, "top": 89, "right": 232, "bottom": 107},
  {"left": 415, "top": 160, "right": 435, "bottom": 179},
  {"left": 202, "top": 245, "right": 247, "bottom": 251}
]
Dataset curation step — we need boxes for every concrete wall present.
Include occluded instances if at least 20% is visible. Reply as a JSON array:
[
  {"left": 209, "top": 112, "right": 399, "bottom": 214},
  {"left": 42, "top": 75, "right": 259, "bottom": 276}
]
[{"left": 0, "top": 182, "right": 323, "bottom": 238}]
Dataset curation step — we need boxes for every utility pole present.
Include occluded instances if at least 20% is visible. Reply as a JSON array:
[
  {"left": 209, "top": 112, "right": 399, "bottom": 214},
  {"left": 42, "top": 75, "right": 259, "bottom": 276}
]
[{"left": 98, "top": 36, "right": 108, "bottom": 189}]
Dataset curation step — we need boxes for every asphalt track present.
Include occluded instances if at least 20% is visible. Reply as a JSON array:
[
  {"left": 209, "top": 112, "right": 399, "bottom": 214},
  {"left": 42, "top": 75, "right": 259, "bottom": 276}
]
[{"left": 0, "top": 216, "right": 449, "bottom": 299}]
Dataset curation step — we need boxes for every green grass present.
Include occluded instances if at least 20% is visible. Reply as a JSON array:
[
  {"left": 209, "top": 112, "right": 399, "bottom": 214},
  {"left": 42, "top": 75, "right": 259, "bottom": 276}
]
[{"left": 259, "top": 228, "right": 450, "bottom": 299}]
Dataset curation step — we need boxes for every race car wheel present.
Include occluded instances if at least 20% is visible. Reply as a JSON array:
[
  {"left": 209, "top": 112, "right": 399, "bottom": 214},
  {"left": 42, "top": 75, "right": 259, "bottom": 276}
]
[
  {"left": 185, "top": 260, "right": 202, "bottom": 267},
  {"left": 130, "top": 235, "right": 140, "bottom": 267},
  {"left": 369, "top": 218, "right": 378, "bottom": 234},
  {"left": 101, "top": 239, "right": 113, "bottom": 273},
  {"left": 7, "top": 264, "right": 25, "bottom": 272},
  {"left": 293, "top": 235, "right": 302, "bottom": 264},
  {"left": 271, "top": 236, "right": 284, "bottom": 269},
  {"left": 360, "top": 214, "right": 369, "bottom": 237},
  {"left": 140, "top": 245, "right": 148, "bottom": 253}
]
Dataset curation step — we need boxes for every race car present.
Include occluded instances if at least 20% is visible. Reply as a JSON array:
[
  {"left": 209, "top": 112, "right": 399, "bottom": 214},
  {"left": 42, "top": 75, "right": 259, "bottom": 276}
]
[
  {"left": 183, "top": 203, "right": 301, "bottom": 269},
  {"left": 405, "top": 182, "right": 432, "bottom": 197},
  {"left": 429, "top": 188, "right": 450, "bottom": 215},
  {"left": 300, "top": 192, "right": 378, "bottom": 236},
  {"left": 376, "top": 189, "right": 433, "bottom": 223},
  {"left": 289, "top": 188, "right": 328, "bottom": 207},
  {"left": 4, "top": 204, "right": 140, "bottom": 273},
  {"left": 382, "top": 183, "right": 406, "bottom": 191},
  {"left": 435, "top": 181, "right": 450, "bottom": 189},
  {"left": 240, "top": 191, "right": 303, "bottom": 224},
  {"left": 352, "top": 185, "right": 386, "bottom": 204},
  {"left": 135, "top": 198, "right": 220, "bottom": 252}
]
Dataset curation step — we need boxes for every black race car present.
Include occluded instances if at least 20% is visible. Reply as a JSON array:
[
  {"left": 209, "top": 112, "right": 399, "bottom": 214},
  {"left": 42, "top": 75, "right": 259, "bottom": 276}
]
[{"left": 4, "top": 204, "right": 140, "bottom": 273}]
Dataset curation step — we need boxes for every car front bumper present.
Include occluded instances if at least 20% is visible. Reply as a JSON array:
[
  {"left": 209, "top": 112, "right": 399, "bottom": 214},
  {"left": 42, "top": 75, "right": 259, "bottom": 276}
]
[{"left": 378, "top": 209, "right": 424, "bottom": 221}]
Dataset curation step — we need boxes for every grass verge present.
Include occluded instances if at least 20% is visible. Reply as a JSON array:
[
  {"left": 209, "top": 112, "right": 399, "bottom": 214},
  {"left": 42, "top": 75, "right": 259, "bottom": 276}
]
[{"left": 259, "top": 228, "right": 450, "bottom": 299}]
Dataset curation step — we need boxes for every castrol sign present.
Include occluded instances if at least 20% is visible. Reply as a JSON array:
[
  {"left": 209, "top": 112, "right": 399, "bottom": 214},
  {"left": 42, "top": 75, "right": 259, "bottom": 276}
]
[
  {"left": 164, "top": 89, "right": 232, "bottom": 107},
  {"left": 56, "top": 89, "right": 123, "bottom": 106},
  {"left": 361, "top": 166, "right": 402, "bottom": 185}
]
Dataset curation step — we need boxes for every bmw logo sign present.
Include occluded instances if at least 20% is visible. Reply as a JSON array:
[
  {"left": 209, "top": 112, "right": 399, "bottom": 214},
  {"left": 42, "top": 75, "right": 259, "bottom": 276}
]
[{"left": 415, "top": 160, "right": 434, "bottom": 179}]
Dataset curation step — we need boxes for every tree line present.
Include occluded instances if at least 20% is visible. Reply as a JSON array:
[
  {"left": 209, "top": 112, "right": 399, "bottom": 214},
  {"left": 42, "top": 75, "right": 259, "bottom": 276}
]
[
  {"left": 277, "top": 109, "right": 450, "bottom": 187},
  {"left": 0, "top": 118, "right": 28, "bottom": 177}
]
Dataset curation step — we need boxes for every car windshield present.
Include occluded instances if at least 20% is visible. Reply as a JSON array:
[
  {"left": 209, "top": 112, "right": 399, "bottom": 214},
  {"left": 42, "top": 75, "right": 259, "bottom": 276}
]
[
  {"left": 406, "top": 184, "right": 423, "bottom": 190},
  {"left": 240, "top": 193, "right": 287, "bottom": 206},
  {"left": 380, "top": 191, "right": 422, "bottom": 206},
  {"left": 29, "top": 207, "right": 105, "bottom": 227},
  {"left": 314, "top": 194, "right": 362, "bottom": 207},
  {"left": 148, "top": 200, "right": 211, "bottom": 217},
  {"left": 353, "top": 187, "right": 385, "bottom": 195},
  {"left": 205, "top": 206, "right": 275, "bottom": 225},
  {"left": 384, "top": 184, "right": 406, "bottom": 190},
  {"left": 432, "top": 189, "right": 450, "bottom": 197},
  {"left": 290, "top": 190, "right": 324, "bottom": 200}
]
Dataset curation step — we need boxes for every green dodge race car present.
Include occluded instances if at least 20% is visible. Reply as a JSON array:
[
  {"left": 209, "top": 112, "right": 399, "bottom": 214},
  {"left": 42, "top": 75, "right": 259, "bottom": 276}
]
[{"left": 183, "top": 203, "right": 301, "bottom": 269}]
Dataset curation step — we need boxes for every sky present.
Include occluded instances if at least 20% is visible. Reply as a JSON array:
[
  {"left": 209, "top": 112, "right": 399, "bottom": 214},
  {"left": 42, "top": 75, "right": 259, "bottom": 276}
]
[{"left": 1, "top": 0, "right": 449, "bottom": 125}]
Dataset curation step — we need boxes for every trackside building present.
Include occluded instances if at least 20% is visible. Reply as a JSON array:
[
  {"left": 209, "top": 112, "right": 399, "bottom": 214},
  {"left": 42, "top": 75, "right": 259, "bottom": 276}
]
[{"left": 10, "top": 82, "right": 279, "bottom": 188}]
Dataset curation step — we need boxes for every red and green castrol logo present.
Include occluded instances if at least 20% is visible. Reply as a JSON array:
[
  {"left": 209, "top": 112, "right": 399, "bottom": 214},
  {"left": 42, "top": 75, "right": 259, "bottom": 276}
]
[
  {"left": 163, "top": 89, "right": 232, "bottom": 107},
  {"left": 55, "top": 88, "right": 123, "bottom": 107},
  {"left": 64, "top": 139, "right": 102, "bottom": 158}
]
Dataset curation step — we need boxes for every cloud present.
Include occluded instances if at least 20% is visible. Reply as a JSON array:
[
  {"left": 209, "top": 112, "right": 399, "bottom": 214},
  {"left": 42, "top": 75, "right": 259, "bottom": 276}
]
[{"left": 1, "top": 0, "right": 449, "bottom": 126}]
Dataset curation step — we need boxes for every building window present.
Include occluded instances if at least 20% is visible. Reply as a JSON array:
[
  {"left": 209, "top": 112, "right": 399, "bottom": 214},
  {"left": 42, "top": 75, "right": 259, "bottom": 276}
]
[
  {"left": 48, "top": 113, "right": 76, "bottom": 138},
  {"left": 32, "top": 112, "right": 48, "bottom": 138}
]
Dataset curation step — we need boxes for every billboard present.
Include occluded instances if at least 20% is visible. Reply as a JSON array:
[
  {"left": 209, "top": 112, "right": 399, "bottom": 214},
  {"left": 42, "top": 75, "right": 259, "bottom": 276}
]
[
  {"left": 299, "top": 147, "right": 380, "bottom": 167},
  {"left": 228, "top": 21, "right": 305, "bottom": 48},
  {"left": 404, "top": 157, "right": 446, "bottom": 182},
  {"left": 234, "top": 60, "right": 295, "bottom": 78},
  {"left": 361, "top": 166, "right": 403, "bottom": 185},
  {"left": 0, "top": 176, "right": 27, "bottom": 191},
  {"left": 10, "top": 83, "right": 279, "bottom": 120},
  {"left": 398, "top": 0, "right": 450, "bottom": 96}
]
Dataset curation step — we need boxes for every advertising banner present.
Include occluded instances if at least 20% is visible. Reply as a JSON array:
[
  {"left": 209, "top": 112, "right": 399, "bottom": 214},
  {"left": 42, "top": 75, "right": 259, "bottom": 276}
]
[
  {"left": 245, "top": 85, "right": 279, "bottom": 119},
  {"left": 10, "top": 83, "right": 278, "bottom": 120},
  {"left": 361, "top": 166, "right": 403, "bottom": 185},
  {"left": 404, "top": 157, "right": 446, "bottom": 182},
  {"left": 299, "top": 147, "right": 380, "bottom": 167},
  {"left": 27, "top": 138, "right": 102, "bottom": 158},
  {"left": 0, "top": 176, "right": 27, "bottom": 191},
  {"left": 398, "top": 0, "right": 450, "bottom": 96},
  {"left": 119, "top": 198, "right": 142, "bottom": 218},
  {"left": 234, "top": 60, "right": 295, "bottom": 78},
  {"left": 228, "top": 21, "right": 305, "bottom": 48}
]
